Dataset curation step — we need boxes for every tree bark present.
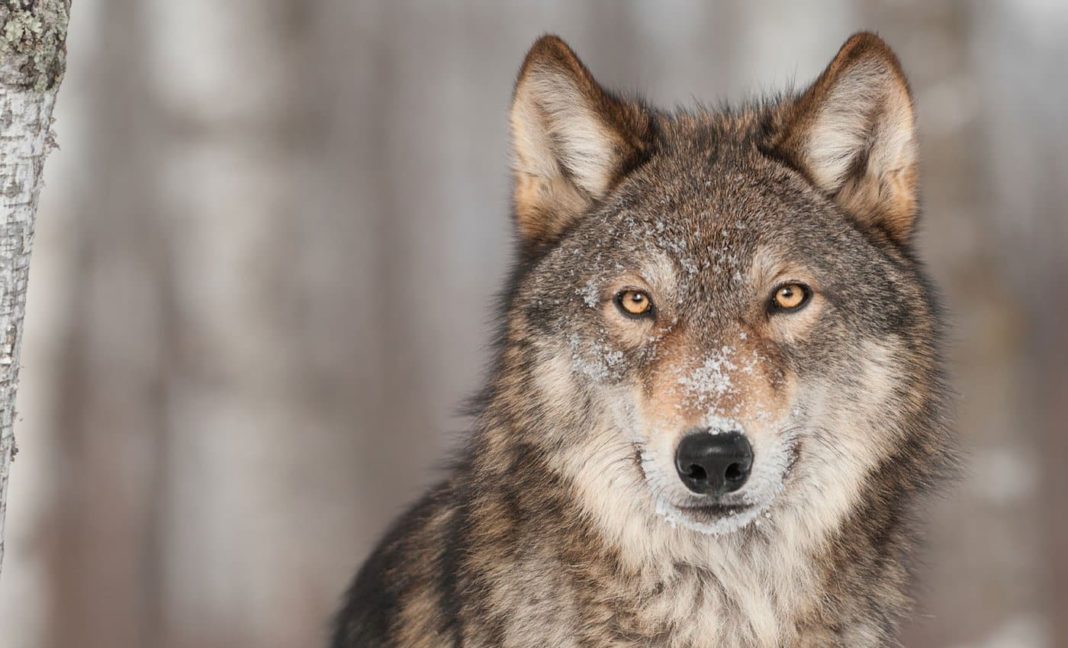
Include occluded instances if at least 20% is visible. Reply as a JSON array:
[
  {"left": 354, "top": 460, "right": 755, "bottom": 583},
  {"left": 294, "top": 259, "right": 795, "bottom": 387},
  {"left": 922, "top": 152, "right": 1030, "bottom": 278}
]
[{"left": 0, "top": 0, "right": 69, "bottom": 577}]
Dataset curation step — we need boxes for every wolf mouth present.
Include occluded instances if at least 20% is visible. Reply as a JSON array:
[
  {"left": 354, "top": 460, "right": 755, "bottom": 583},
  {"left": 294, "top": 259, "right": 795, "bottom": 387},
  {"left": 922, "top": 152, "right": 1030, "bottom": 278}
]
[{"left": 676, "top": 502, "right": 752, "bottom": 519}]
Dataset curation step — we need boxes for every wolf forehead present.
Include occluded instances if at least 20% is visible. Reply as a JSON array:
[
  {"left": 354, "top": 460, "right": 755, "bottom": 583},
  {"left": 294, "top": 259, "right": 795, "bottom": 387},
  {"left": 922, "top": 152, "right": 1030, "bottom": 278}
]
[
  {"left": 529, "top": 150, "right": 837, "bottom": 307},
  {"left": 524, "top": 106, "right": 845, "bottom": 268},
  {"left": 578, "top": 136, "right": 826, "bottom": 256}
]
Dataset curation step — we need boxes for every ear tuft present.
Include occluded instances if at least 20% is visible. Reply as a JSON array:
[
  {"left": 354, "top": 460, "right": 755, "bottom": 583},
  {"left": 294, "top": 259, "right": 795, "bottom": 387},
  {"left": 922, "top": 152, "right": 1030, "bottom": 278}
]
[
  {"left": 772, "top": 32, "right": 919, "bottom": 243},
  {"left": 510, "top": 35, "right": 652, "bottom": 247}
]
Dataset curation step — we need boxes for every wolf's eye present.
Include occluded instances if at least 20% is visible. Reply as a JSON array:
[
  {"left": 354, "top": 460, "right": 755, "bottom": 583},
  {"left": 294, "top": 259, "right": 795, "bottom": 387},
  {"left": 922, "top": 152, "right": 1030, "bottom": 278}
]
[
  {"left": 615, "top": 289, "right": 654, "bottom": 318},
  {"left": 769, "top": 283, "right": 811, "bottom": 313}
]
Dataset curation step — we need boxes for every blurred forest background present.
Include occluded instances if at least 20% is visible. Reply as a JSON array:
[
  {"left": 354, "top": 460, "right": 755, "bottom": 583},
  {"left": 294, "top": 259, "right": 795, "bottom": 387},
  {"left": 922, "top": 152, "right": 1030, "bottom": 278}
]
[{"left": 0, "top": 1, "right": 1066, "bottom": 646}]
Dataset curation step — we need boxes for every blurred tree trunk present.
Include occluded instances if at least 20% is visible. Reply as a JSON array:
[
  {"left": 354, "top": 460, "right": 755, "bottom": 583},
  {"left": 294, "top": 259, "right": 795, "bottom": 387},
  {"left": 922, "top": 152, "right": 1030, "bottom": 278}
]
[{"left": 0, "top": 0, "right": 69, "bottom": 577}]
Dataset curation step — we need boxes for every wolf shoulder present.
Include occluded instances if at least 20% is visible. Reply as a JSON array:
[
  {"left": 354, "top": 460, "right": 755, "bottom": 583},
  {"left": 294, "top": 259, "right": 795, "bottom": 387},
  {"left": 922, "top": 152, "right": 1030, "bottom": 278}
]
[{"left": 330, "top": 483, "right": 460, "bottom": 648}]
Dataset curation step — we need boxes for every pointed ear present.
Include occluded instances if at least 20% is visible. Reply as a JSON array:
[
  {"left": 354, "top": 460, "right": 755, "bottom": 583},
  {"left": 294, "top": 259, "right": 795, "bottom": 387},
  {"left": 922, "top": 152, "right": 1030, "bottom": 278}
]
[
  {"left": 771, "top": 32, "right": 919, "bottom": 244},
  {"left": 510, "top": 35, "right": 654, "bottom": 247}
]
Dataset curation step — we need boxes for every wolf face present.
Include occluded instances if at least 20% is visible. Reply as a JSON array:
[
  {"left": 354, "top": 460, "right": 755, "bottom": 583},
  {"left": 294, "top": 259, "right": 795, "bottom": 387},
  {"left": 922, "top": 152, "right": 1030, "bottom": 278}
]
[
  {"left": 334, "top": 32, "right": 955, "bottom": 648},
  {"left": 507, "top": 34, "right": 940, "bottom": 549}
]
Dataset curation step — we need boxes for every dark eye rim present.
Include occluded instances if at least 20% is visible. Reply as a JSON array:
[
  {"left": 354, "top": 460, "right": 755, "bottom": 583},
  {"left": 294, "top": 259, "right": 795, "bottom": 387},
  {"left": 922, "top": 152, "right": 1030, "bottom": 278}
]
[
  {"left": 613, "top": 288, "right": 656, "bottom": 320},
  {"left": 768, "top": 282, "right": 813, "bottom": 314}
]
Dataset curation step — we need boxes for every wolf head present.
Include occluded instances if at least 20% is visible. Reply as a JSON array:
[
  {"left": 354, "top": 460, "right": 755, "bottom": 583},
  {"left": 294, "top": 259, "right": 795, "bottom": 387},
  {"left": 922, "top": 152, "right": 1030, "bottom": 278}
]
[{"left": 487, "top": 33, "right": 948, "bottom": 556}]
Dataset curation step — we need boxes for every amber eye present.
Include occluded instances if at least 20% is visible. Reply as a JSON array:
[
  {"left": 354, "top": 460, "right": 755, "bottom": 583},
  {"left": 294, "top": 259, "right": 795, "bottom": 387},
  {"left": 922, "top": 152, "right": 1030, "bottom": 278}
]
[
  {"left": 614, "top": 289, "right": 654, "bottom": 318},
  {"left": 770, "top": 283, "right": 811, "bottom": 313}
]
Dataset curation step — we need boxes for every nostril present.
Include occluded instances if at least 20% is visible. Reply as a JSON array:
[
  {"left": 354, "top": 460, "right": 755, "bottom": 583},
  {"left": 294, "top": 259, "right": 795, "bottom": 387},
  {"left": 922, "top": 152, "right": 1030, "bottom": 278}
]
[
  {"left": 724, "top": 462, "right": 743, "bottom": 482},
  {"left": 685, "top": 464, "right": 707, "bottom": 481}
]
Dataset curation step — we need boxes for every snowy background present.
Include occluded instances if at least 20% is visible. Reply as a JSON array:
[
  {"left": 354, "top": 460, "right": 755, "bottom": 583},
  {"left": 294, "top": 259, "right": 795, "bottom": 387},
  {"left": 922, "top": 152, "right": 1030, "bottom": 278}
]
[{"left": 1, "top": 1, "right": 1066, "bottom": 646}]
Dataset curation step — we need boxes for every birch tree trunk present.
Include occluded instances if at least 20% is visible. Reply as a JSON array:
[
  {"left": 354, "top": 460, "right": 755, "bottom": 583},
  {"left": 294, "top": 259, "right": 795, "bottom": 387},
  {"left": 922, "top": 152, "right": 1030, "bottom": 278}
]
[{"left": 0, "top": 0, "right": 69, "bottom": 577}]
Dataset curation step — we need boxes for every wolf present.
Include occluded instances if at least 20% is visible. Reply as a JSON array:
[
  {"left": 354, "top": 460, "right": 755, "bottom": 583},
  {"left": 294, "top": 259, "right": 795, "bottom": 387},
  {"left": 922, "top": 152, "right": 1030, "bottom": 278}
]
[{"left": 333, "top": 31, "right": 956, "bottom": 647}]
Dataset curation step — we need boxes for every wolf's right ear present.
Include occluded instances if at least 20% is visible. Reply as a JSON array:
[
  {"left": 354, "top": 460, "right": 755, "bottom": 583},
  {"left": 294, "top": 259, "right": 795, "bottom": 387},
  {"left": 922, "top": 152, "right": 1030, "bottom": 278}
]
[{"left": 510, "top": 35, "right": 654, "bottom": 247}]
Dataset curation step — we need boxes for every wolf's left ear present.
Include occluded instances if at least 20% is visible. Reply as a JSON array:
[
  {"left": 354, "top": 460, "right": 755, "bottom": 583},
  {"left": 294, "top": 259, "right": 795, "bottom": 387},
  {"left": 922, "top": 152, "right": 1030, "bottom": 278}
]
[
  {"left": 510, "top": 35, "right": 654, "bottom": 247},
  {"left": 771, "top": 32, "right": 918, "bottom": 244}
]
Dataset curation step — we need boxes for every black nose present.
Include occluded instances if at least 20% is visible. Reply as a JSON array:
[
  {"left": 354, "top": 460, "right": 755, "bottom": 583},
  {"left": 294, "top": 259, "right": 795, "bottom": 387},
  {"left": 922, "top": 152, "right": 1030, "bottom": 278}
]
[{"left": 675, "top": 430, "right": 753, "bottom": 495}]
